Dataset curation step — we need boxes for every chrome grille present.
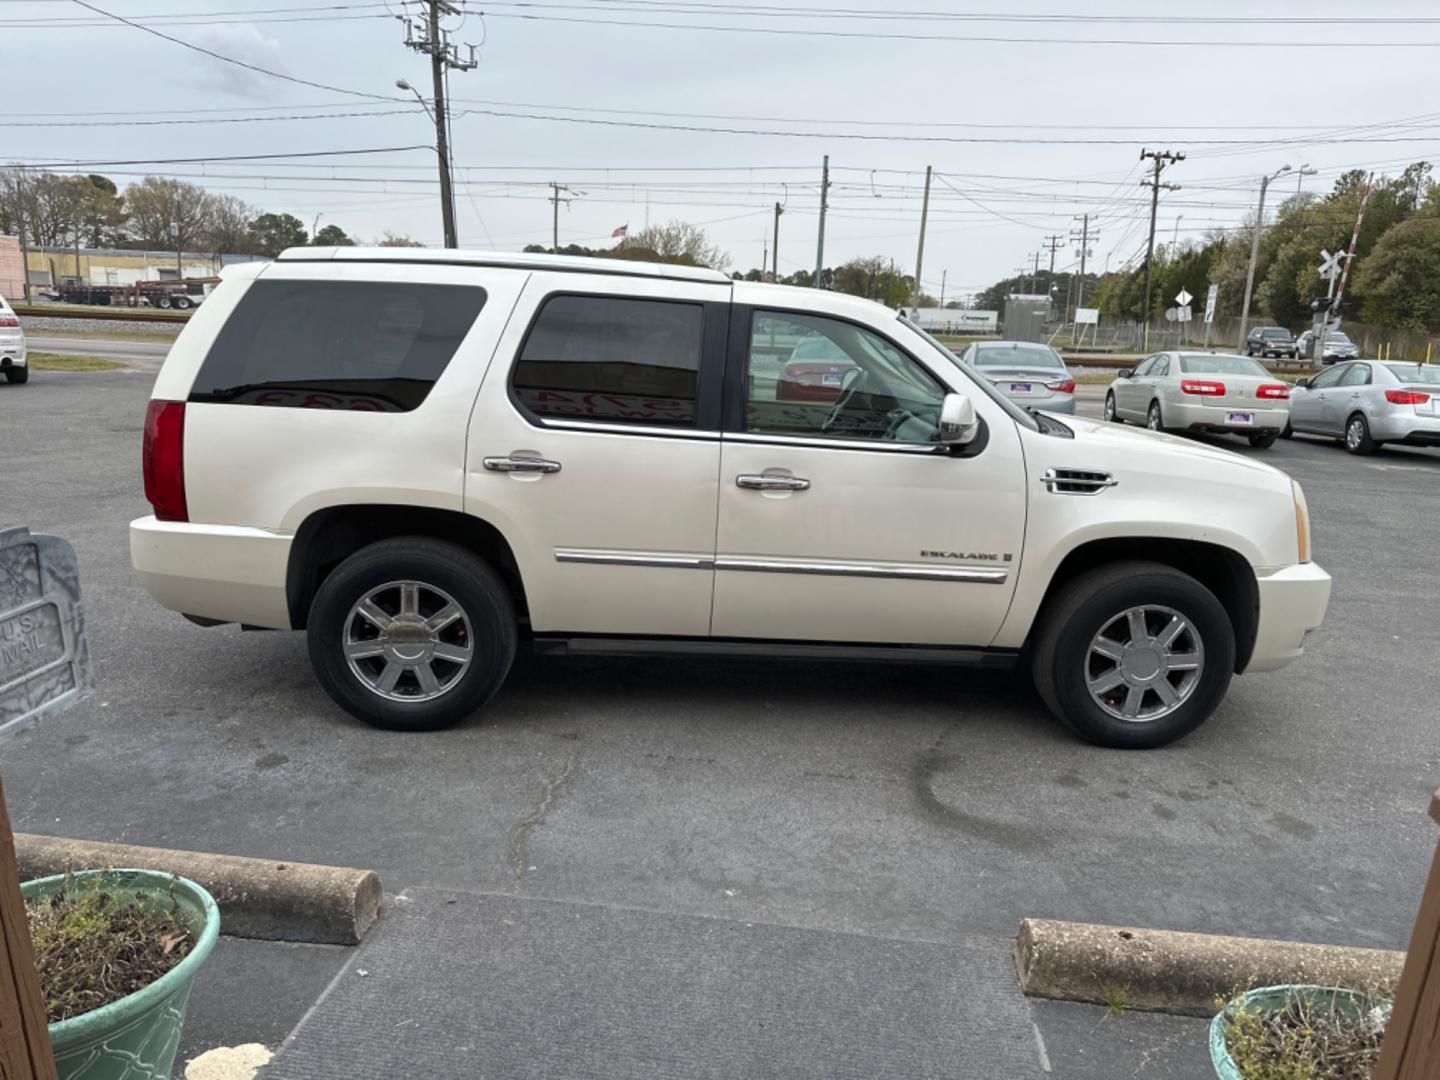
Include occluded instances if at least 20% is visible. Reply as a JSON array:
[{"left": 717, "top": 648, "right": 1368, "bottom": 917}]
[{"left": 1043, "top": 468, "right": 1118, "bottom": 495}]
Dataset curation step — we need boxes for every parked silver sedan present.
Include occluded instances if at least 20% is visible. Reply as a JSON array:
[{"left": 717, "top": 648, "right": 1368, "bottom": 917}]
[
  {"left": 1286, "top": 360, "right": 1440, "bottom": 454},
  {"left": 1104, "top": 351, "right": 1291, "bottom": 448},
  {"left": 958, "top": 340, "right": 1076, "bottom": 414}
]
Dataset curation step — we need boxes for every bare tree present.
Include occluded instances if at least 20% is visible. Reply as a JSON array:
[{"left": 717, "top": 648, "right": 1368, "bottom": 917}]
[
  {"left": 376, "top": 230, "right": 425, "bottom": 248},
  {"left": 202, "top": 194, "right": 255, "bottom": 254},
  {"left": 615, "top": 220, "right": 730, "bottom": 270},
  {"left": 123, "top": 176, "right": 211, "bottom": 251}
]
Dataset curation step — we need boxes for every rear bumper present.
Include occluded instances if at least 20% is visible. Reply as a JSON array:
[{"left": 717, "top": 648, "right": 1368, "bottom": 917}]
[
  {"left": 1244, "top": 562, "right": 1331, "bottom": 674},
  {"left": 130, "top": 516, "right": 293, "bottom": 629},
  {"left": 1166, "top": 400, "right": 1290, "bottom": 433},
  {"left": 1369, "top": 412, "right": 1440, "bottom": 444}
]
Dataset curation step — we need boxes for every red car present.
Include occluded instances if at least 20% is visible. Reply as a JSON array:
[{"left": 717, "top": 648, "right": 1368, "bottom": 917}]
[{"left": 776, "top": 336, "right": 857, "bottom": 402}]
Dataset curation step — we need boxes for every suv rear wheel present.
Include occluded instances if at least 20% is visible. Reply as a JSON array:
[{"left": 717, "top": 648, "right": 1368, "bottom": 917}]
[
  {"left": 1032, "top": 561, "right": 1235, "bottom": 748},
  {"left": 5, "top": 366, "right": 27, "bottom": 384},
  {"left": 306, "top": 537, "right": 517, "bottom": 731}
]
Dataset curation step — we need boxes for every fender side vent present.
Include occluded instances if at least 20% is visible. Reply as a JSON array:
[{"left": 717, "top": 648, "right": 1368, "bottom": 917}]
[{"left": 1043, "top": 468, "right": 1117, "bottom": 495}]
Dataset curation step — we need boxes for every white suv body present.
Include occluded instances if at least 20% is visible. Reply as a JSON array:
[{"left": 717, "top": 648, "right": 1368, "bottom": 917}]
[
  {"left": 0, "top": 294, "right": 27, "bottom": 384},
  {"left": 131, "top": 248, "right": 1331, "bottom": 747}
]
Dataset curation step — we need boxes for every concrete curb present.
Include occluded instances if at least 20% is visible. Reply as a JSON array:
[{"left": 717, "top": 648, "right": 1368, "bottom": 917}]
[
  {"left": 1015, "top": 918, "right": 1403, "bottom": 1016},
  {"left": 15, "top": 834, "right": 381, "bottom": 946}
]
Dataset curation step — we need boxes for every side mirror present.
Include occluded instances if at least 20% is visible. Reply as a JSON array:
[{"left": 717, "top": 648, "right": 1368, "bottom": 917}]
[
  {"left": 1118, "top": 369, "right": 1133, "bottom": 379},
  {"left": 939, "top": 393, "right": 979, "bottom": 446},
  {"left": 1294, "top": 377, "right": 1309, "bottom": 389}
]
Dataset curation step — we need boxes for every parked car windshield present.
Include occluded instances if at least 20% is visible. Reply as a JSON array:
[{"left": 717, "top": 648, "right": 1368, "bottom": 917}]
[
  {"left": 900, "top": 317, "right": 1041, "bottom": 432},
  {"left": 970, "top": 344, "right": 1065, "bottom": 369},
  {"left": 1325, "top": 332, "right": 1354, "bottom": 345},
  {"left": 1178, "top": 353, "right": 1270, "bottom": 376},
  {"left": 1386, "top": 363, "right": 1440, "bottom": 385}
]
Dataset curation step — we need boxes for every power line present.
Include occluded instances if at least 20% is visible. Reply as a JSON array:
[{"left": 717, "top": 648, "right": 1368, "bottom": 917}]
[
  {"left": 69, "top": 0, "right": 399, "bottom": 101},
  {"left": 0, "top": 108, "right": 420, "bottom": 127},
  {"left": 14, "top": 145, "right": 433, "bottom": 168}
]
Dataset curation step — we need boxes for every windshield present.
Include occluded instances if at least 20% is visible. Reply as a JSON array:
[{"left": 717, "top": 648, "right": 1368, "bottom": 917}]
[
  {"left": 1386, "top": 363, "right": 1440, "bottom": 385},
  {"left": 1179, "top": 353, "right": 1270, "bottom": 376},
  {"left": 899, "top": 317, "right": 1040, "bottom": 432},
  {"left": 1325, "top": 332, "right": 1354, "bottom": 344},
  {"left": 971, "top": 343, "right": 1065, "bottom": 369}
]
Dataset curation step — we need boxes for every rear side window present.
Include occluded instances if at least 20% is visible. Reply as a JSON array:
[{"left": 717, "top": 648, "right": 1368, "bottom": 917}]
[
  {"left": 189, "top": 279, "right": 487, "bottom": 412},
  {"left": 511, "top": 294, "right": 704, "bottom": 427}
]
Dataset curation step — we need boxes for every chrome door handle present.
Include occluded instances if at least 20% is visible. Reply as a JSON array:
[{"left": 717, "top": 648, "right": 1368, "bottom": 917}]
[
  {"left": 484, "top": 455, "right": 562, "bottom": 474},
  {"left": 736, "top": 474, "right": 810, "bottom": 491}
]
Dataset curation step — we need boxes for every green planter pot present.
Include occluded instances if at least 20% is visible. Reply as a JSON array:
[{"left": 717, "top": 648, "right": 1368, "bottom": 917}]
[
  {"left": 22, "top": 869, "right": 220, "bottom": 1080},
  {"left": 1209, "top": 984, "right": 1381, "bottom": 1079}
]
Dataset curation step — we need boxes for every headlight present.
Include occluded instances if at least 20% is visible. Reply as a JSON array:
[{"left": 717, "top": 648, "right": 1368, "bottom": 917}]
[{"left": 1292, "top": 480, "right": 1311, "bottom": 563}]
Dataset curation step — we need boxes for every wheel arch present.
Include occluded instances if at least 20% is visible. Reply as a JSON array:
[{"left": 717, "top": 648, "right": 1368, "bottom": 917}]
[
  {"left": 286, "top": 504, "right": 528, "bottom": 630},
  {"left": 1029, "top": 537, "right": 1259, "bottom": 674}
]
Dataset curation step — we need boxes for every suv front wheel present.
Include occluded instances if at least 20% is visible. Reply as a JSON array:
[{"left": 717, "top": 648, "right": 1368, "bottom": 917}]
[
  {"left": 1032, "top": 561, "right": 1235, "bottom": 748},
  {"left": 307, "top": 537, "right": 517, "bottom": 731}
]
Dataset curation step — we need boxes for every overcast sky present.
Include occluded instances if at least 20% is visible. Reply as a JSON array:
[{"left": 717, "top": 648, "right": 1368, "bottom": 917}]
[{"left": 8, "top": 0, "right": 1439, "bottom": 302}]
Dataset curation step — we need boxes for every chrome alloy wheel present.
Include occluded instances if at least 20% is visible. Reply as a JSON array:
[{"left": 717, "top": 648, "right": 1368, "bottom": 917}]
[
  {"left": 1346, "top": 416, "right": 1366, "bottom": 451},
  {"left": 343, "top": 581, "right": 473, "bottom": 702},
  {"left": 1086, "top": 605, "right": 1203, "bottom": 722}
]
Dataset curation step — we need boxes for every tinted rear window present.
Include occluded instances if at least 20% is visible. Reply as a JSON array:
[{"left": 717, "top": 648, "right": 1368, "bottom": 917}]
[
  {"left": 1178, "top": 354, "right": 1269, "bottom": 376},
  {"left": 1260, "top": 329, "right": 1291, "bottom": 339},
  {"left": 189, "top": 279, "right": 486, "bottom": 412},
  {"left": 972, "top": 344, "right": 1064, "bottom": 368},
  {"left": 512, "top": 294, "right": 704, "bottom": 427}
]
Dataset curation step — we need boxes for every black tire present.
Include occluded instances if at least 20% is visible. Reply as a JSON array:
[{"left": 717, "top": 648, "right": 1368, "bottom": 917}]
[
  {"left": 157, "top": 295, "right": 172, "bottom": 309},
  {"left": 1248, "top": 431, "right": 1278, "bottom": 448},
  {"left": 5, "top": 366, "right": 28, "bottom": 384},
  {"left": 1146, "top": 399, "right": 1164, "bottom": 431},
  {"left": 1031, "top": 561, "right": 1235, "bottom": 749},
  {"left": 306, "top": 537, "right": 517, "bottom": 731},
  {"left": 1279, "top": 421, "right": 1293, "bottom": 440},
  {"left": 1343, "top": 412, "right": 1376, "bottom": 455},
  {"left": 1103, "top": 392, "right": 1120, "bottom": 423},
  {"left": 173, "top": 296, "right": 191, "bottom": 310}
]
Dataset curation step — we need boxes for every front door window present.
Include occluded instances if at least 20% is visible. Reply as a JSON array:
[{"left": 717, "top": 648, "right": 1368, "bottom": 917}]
[{"left": 745, "top": 311, "right": 946, "bottom": 443}]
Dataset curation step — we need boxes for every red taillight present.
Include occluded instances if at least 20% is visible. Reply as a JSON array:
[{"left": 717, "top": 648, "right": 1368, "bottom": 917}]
[
  {"left": 1045, "top": 378, "right": 1077, "bottom": 394},
  {"left": 0, "top": 314, "right": 19, "bottom": 328},
  {"left": 1257, "top": 383, "right": 1291, "bottom": 399},
  {"left": 1385, "top": 389, "right": 1430, "bottom": 405},
  {"left": 1180, "top": 379, "right": 1226, "bottom": 396},
  {"left": 142, "top": 400, "right": 188, "bottom": 522}
]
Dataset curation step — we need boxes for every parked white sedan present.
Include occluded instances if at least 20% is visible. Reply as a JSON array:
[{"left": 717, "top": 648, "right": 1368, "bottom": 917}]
[
  {"left": 1104, "top": 351, "right": 1291, "bottom": 448},
  {"left": 0, "top": 294, "right": 26, "bottom": 384}
]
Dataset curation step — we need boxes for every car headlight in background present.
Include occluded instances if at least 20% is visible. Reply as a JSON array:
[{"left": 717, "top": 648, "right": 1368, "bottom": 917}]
[{"left": 1292, "top": 480, "right": 1311, "bottom": 563}]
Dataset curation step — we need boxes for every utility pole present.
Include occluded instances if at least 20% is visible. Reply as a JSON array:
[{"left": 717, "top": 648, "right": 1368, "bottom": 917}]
[
  {"left": 1138, "top": 148, "right": 1185, "bottom": 349},
  {"left": 772, "top": 200, "right": 783, "bottom": 281},
  {"left": 1043, "top": 233, "right": 1064, "bottom": 277},
  {"left": 913, "top": 164, "right": 932, "bottom": 307},
  {"left": 1237, "top": 164, "right": 1292, "bottom": 350},
  {"left": 401, "top": 1, "right": 477, "bottom": 248},
  {"left": 813, "top": 154, "right": 830, "bottom": 289},
  {"left": 549, "top": 183, "right": 574, "bottom": 252},
  {"left": 1171, "top": 214, "right": 1183, "bottom": 255},
  {"left": 1071, "top": 213, "right": 1095, "bottom": 310},
  {"left": 13, "top": 169, "right": 30, "bottom": 301},
  {"left": 1032, "top": 250, "right": 1041, "bottom": 294},
  {"left": 939, "top": 268, "right": 947, "bottom": 309}
]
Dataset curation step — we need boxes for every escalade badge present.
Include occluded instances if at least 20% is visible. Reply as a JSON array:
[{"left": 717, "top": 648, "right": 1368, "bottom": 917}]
[{"left": 921, "top": 550, "right": 1013, "bottom": 562}]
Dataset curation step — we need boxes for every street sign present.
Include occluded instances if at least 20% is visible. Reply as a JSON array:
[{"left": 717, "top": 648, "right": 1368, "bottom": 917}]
[
  {"left": 1318, "top": 249, "right": 1342, "bottom": 280},
  {"left": 1175, "top": 288, "right": 1193, "bottom": 307},
  {"left": 1204, "top": 283, "right": 1219, "bottom": 323},
  {"left": 1164, "top": 307, "right": 1179, "bottom": 322},
  {"left": 1178, "top": 305, "right": 1193, "bottom": 322},
  {"left": 0, "top": 527, "right": 91, "bottom": 737},
  {"left": 1075, "top": 307, "right": 1099, "bottom": 325}
]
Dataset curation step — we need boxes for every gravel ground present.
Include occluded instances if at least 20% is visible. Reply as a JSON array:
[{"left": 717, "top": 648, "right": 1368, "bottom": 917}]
[{"left": 17, "top": 315, "right": 183, "bottom": 337}]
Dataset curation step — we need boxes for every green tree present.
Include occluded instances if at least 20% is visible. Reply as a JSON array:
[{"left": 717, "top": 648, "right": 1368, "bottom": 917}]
[
  {"left": 312, "top": 223, "right": 354, "bottom": 247},
  {"left": 615, "top": 220, "right": 730, "bottom": 270},
  {"left": 832, "top": 256, "right": 913, "bottom": 307},
  {"left": 1354, "top": 211, "right": 1440, "bottom": 331},
  {"left": 249, "top": 212, "right": 309, "bottom": 256}
]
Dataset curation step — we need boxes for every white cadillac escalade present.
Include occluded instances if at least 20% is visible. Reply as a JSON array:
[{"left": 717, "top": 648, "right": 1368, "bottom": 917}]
[{"left": 130, "top": 248, "right": 1331, "bottom": 748}]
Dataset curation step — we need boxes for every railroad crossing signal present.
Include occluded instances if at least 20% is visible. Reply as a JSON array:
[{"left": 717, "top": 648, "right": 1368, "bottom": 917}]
[{"left": 1318, "top": 249, "right": 1342, "bottom": 280}]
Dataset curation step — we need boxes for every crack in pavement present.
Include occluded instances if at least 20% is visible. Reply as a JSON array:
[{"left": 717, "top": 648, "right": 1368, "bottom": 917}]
[{"left": 508, "top": 750, "right": 579, "bottom": 888}]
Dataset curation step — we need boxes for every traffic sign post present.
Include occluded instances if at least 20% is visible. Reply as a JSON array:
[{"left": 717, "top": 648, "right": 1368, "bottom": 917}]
[{"left": 1202, "top": 283, "right": 1218, "bottom": 349}]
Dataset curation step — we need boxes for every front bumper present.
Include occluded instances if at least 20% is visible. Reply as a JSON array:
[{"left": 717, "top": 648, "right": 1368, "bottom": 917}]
[
  {"left": 130, "top": 516, "right": 293, "bottom": 629},
  {"left": 1000, "top": 391, "right": 1076, "bottom": 414},
  {"left": 1165, "top": 400, "right": 1290, "bottom": 434},
  {"left": 1244, "top": 562, "right": 1331, "bottom": 674}
]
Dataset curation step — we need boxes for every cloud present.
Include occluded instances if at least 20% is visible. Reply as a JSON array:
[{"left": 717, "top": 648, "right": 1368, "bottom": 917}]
[{"left": 184, "top": 25, "right": 285, "bottom": 102}]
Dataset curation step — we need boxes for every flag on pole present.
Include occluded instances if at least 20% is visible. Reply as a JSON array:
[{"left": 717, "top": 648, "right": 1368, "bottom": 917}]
[{"left": 611, "top": 224, "right": 628, "bottom": 238}]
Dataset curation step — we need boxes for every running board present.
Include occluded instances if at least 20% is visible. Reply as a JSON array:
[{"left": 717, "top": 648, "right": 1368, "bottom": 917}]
[{"left": 532, "top": 635, "right": 1019, "bottom": 668}]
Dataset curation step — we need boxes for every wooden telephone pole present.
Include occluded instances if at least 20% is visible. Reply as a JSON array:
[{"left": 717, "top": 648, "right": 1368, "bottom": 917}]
[{"left": 0, "top": 781, "right": 58, "bottom": 1079}]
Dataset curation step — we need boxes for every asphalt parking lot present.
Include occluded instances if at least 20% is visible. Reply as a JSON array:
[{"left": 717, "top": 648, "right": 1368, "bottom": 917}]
[{"left": 2, "top": 369, "right": 1438, "bottom": 1077}]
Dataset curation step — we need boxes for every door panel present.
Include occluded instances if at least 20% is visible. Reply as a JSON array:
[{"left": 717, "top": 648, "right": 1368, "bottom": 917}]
[
  {"left": 710, "top": 308, "right": 1025, "bottom": 646},
  {"left": 465, "top": 274, "right": 729, "bottom": 637}
]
